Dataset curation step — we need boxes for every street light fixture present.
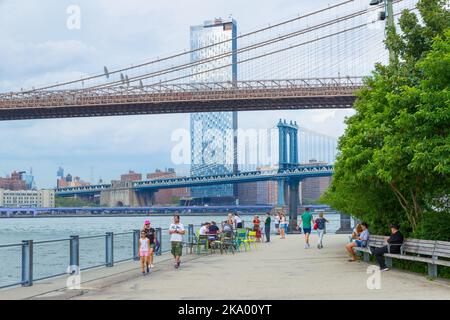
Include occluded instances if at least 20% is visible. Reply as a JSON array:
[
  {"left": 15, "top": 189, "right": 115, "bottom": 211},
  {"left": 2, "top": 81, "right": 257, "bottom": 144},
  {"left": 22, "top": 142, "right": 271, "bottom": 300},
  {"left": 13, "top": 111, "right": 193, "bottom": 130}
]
[{"left": 369, "top": 0, "right": 396, "bottom": 63}]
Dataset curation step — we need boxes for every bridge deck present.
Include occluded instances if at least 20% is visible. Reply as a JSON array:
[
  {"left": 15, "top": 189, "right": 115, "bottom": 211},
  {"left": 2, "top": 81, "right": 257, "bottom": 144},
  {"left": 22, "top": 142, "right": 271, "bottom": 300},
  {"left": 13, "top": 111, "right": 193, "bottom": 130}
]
[
  {"left": 0, "top": 78, "right": 362, "bottom": 121},
  {"left": 2, "top": 234, "right": 449, "bottom": 300}
]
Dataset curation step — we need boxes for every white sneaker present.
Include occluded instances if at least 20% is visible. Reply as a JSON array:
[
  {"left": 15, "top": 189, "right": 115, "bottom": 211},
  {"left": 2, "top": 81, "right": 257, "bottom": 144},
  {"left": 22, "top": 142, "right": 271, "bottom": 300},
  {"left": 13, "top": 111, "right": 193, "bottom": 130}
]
[
  {"left": 150, "top": 264, "right": 154, "bottom": 268},
  {"left": 381, "top": 267, "right": 390, "bottom": 272}
]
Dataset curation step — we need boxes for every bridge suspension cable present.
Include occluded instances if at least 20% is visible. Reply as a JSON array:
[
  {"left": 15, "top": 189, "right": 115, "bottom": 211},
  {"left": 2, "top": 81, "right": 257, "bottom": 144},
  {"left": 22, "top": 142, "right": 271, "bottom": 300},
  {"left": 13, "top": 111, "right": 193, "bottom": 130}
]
[{"left": 20, "top": 0, "right": 357, "bottom": 93}]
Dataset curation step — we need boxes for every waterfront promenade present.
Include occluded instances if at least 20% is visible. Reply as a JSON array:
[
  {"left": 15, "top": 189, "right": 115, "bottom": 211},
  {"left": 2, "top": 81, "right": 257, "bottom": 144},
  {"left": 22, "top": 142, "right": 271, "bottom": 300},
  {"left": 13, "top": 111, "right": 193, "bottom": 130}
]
[{"left": 1, "top": 234, "right": 449, "bottom": 300}]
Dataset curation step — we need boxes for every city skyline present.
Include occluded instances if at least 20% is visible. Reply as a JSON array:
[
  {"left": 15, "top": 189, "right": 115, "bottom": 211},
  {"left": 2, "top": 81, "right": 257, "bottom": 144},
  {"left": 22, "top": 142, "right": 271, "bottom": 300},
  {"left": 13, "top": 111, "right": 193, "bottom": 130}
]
[{"left": 0, "top": 0, "right": 357, "bottom": 188}]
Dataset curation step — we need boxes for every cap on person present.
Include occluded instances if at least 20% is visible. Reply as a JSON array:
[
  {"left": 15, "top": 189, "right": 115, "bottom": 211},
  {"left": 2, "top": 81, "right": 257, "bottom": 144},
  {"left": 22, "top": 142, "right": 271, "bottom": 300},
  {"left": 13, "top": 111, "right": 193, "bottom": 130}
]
[{"left": 144, "top": 220, "right": 150, "bottom": 225}]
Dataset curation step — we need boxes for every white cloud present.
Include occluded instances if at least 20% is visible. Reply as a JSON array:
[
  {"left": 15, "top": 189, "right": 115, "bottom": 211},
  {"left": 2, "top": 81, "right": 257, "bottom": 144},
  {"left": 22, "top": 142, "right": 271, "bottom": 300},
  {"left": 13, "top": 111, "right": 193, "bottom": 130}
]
[{"left": 0, "top": 0, "right": 361, "bottom": 188}]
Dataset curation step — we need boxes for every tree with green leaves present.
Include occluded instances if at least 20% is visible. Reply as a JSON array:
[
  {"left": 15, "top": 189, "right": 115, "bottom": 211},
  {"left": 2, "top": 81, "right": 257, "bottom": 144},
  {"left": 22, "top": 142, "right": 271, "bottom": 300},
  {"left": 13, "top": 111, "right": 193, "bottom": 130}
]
[{"left": 322, "top": 0, "right": 449, "bottom": 237}]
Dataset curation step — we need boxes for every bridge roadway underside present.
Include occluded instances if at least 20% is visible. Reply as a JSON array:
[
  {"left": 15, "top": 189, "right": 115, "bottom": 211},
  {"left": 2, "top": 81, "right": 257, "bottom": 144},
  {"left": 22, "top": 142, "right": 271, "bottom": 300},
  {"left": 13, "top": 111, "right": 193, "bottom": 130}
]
[{"left": 0, "top": 95, "right": 355, "bottom": 121}]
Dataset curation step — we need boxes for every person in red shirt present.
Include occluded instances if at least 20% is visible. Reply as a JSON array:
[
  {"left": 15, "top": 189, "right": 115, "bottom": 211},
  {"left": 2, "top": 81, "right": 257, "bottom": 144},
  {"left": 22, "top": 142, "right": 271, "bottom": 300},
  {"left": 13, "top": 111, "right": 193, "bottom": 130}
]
[{"left": 253, "top": 215, "right": 262, "bottom": 242}]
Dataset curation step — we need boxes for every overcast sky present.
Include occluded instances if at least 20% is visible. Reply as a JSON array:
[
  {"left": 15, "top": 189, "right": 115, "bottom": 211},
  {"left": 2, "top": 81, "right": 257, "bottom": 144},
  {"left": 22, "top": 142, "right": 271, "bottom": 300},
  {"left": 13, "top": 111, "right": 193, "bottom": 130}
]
[{"left": 0, "top": 0, "right": 363, "bottom": 188}]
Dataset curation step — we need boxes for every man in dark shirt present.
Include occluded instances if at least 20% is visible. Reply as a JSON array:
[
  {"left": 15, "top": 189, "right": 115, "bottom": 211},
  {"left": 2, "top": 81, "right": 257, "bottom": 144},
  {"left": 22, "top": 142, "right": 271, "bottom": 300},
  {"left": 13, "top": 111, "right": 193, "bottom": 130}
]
[
  {"left": 207, "top": 221, "right": 220, "bottom": 243},
  {"left": 264, "top": 213, "right": 272, "bottom": 243},
  {"left": 369, "top": 224, "right": 404, "bottom": 271}
]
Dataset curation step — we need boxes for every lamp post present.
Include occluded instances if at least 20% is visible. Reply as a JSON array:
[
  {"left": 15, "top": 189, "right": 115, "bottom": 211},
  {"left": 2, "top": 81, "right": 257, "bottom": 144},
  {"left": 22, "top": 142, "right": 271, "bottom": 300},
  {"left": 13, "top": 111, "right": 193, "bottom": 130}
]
[{"left": 370, "top": 0, "right": 395, "bottom": 63}]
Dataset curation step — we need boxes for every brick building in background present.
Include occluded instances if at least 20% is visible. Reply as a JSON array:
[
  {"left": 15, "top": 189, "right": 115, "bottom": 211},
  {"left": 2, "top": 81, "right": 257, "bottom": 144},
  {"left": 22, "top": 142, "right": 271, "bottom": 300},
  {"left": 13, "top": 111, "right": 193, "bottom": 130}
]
[
  {"left": 237, "top": 166, "right": 279, "bottom": 205},
  {"left": 120, "top": 171, "right": 142, "bottom": 182},
  {"left": 0, "top": 171, "right": 28, "bottom": 190},
  {"left": 300, "top": 161, "right": 332, "bottom": 204},
  {"left": 147, "top": 168, "right": 189, "bottom": 205}
]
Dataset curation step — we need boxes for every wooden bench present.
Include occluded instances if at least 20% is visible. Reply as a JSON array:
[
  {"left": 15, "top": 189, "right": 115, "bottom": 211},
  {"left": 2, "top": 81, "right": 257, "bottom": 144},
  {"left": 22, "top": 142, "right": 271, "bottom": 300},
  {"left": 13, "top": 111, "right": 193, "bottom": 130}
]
[
  {"left": 352, "top": 235, "right": 450, "bottom": 277},
  {"left": 352, "top": 235, "right": 385, "bottom": 262}
]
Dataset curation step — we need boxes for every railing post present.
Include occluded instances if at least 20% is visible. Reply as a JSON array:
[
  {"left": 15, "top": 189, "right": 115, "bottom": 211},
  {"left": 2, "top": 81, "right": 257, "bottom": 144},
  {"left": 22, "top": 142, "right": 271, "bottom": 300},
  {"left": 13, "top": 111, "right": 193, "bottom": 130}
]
[
  {"left": 155, "top": 228, "right": 162, "bottom": 256},
  {"left": 188, "top": 224, "right": 194, "bottom": 254},
  {"left": 133, "top": 229, "right": 140, "bottom": 261},
  {"left": 105, "top": 232, "right": 114, "bottom": 267},
  {"left": 70, "top": 235, "right": 80, "bottom": 270},
  {"left": 21, "top": 240, "right": 33, "bottom": 287}
]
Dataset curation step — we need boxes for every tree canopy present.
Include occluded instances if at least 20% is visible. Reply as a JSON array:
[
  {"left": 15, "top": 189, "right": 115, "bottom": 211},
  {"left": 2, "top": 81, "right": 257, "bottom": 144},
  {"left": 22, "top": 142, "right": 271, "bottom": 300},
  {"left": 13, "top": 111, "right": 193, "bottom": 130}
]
[{"left": 322, "top": 0, "right": 450, "bottom": 238}]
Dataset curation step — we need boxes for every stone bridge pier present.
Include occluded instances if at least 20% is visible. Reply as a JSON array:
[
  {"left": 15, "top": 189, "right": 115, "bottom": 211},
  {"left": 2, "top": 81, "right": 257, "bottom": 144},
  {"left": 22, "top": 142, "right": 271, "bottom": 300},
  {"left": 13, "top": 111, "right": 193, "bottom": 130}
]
[{"left": 100, "top": 181, "right": 154, "bottom": 207}]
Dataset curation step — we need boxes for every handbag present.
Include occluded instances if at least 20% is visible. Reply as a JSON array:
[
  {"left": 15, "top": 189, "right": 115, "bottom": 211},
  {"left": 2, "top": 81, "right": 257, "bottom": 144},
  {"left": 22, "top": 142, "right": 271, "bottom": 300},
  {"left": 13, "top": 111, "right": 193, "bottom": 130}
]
[{"left": 313, "top": 222, "right": 318, "bottom": 230}]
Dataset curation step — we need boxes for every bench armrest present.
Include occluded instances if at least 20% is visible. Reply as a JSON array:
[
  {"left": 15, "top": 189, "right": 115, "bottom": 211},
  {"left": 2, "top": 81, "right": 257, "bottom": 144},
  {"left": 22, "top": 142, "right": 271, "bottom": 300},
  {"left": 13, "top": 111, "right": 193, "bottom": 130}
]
[{"left": 387, "top": 243, "right": 403, "bottom": 254}]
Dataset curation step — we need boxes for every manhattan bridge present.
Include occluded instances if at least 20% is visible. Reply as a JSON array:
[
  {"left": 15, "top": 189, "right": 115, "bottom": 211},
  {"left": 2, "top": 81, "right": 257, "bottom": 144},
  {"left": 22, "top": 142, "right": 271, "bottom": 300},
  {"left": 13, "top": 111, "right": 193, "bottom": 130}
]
[{"left": 0, "top": 0, "right": 419, "bottom": 226}]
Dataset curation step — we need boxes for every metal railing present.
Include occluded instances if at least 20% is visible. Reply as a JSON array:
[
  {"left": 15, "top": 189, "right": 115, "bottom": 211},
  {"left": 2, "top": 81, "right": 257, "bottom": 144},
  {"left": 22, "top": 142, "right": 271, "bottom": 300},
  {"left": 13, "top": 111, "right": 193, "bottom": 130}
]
[{"left": 0, "top": 217, "right": 355, "bottom": 289}]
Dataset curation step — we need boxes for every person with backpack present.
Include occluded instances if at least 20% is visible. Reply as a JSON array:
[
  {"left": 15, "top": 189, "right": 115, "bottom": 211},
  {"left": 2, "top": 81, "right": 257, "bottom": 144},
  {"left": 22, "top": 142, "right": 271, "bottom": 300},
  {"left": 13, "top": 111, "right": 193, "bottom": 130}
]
[{"left": 314, "top": 212, "right": 329, "bottom": 249}]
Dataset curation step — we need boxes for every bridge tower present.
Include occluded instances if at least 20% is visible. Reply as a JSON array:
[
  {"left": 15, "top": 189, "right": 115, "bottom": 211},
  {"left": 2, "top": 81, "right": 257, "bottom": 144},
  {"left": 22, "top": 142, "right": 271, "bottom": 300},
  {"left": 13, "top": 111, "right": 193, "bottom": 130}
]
[{"left": 277, "top": 119, "right": 300, "bottom": 232}]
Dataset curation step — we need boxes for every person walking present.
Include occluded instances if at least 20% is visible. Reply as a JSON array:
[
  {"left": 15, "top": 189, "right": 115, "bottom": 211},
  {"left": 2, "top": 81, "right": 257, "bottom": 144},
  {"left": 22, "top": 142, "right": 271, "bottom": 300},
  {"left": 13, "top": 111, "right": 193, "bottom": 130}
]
[
  {"left": 315, "top": 212, "right": 329, "bottom": 249},
  {"left": 138, "top": 230, "right": 151, "bottom": 275},
  {"left": 264, "top": 212, "right": 271, "bottom": 243},
  {"left": 298, "top": 208, "right": 314, "bottom": 249},
  {"left": 142, "top": 220, "right": 156, "bottom": 270},
  {"left": 279, "top": 213, "right": 287, "bottom": 239},
  {"left": 169, "top": 215, "right": 185, "bottom": 269},
  {"left": 369, "top": 224, "right": 404, "bottom": 271}
]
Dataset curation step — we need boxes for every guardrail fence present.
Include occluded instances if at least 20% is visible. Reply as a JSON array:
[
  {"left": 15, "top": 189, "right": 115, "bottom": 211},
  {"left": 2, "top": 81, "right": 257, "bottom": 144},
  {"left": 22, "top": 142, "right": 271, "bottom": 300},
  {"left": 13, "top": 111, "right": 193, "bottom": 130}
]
[{"left": 0, "top": 217, "right": 355, "bottom": 289}]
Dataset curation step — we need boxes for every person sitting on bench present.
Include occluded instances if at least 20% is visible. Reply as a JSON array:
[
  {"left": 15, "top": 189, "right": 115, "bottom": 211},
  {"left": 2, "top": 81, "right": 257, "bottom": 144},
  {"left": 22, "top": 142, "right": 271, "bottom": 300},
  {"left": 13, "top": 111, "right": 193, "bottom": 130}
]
[{"left": 369, "top": 223, "right": 404, "bottom": 272}]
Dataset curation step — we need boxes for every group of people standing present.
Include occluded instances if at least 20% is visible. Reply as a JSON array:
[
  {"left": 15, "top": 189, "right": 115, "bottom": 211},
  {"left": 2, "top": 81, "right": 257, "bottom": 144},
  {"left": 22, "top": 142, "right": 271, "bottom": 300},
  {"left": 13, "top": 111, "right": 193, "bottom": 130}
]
[
  {"left": 137, "top": 209, "right": 333, "bottom": 275},
  {"left": 273, "top": 208, "right": 329, "bottom": 249}
]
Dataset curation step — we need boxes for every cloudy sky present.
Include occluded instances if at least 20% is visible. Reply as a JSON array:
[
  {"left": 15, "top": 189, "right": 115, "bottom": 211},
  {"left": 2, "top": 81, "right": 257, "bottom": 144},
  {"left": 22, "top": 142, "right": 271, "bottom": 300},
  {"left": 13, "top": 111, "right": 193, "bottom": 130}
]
[{"left": 0, "top": 0, "right": 363, "bottom": 188}]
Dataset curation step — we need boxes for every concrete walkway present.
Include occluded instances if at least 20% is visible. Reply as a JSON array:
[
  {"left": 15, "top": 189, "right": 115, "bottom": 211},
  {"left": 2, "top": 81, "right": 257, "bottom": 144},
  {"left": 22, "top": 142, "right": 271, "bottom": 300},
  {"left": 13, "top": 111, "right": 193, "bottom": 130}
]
[{"left": 1, "top": 234, "right": 449, "bottom": 300}]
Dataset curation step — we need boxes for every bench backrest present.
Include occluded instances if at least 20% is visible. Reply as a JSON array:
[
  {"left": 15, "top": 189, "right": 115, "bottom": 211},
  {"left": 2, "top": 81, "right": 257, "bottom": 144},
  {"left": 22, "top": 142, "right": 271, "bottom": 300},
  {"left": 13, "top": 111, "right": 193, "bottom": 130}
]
[
  {"left": 370, "top": 235, "right": 450, "bottom": 260},
  {"left": 402, "top": 239, "right": 437, "bottom": 256},
  {"left": 434, "top": 241, "right": 450, "bottom": 259},
  {"left": 368, "top": 235, "right": 385, "bottom": 247}
]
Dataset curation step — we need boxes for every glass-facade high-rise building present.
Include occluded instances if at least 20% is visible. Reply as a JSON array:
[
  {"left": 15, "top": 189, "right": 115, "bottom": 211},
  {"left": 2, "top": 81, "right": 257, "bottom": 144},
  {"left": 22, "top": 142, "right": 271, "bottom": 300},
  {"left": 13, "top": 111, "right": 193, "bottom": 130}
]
[{"left": 190, "top": 18, "right": 238, "bottom": 203}]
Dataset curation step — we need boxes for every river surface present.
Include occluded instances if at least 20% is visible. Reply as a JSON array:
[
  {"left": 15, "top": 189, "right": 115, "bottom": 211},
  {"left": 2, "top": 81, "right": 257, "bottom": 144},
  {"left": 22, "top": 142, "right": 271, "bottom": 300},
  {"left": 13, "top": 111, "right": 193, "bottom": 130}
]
[{"left": 0, "top": 214, "right": 349, "bottom": 288}]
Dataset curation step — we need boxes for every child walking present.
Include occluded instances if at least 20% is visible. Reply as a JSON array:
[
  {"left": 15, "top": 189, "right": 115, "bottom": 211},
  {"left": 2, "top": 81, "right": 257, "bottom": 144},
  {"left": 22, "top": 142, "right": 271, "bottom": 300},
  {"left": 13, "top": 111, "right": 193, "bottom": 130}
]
[
  {"left": 138, "top": 230, "right": 151, "bottom": 275},
  {"left": 315, "top": 212, "right": 329, "bottom": 249}
]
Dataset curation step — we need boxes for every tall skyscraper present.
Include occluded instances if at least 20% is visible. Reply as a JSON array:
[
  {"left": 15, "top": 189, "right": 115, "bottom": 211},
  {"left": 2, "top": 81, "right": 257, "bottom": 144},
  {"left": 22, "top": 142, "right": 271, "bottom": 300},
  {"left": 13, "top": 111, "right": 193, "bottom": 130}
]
[{"left": 190, "top": 18, "right": 238, "bottom": 203}]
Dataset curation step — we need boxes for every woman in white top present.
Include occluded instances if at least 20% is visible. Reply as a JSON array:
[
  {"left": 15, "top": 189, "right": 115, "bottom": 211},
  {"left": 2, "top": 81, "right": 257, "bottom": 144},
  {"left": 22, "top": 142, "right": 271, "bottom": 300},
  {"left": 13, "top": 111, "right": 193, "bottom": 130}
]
[
  {"left": 138, "top": 230, "right": 151, "bottom": 275},
  {"left": 274, "top": 214, "right": 281, "bottom": 235}
]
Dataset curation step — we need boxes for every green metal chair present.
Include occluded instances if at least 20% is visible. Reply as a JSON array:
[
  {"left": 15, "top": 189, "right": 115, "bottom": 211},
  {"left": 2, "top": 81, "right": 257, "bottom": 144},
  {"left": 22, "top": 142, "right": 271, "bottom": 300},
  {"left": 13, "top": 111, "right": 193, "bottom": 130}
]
[
  {"left": 235, "top": 228, "right": 249, "bottom": 252},
  {"left": 221, "top": 233, "right": 235, "bottom": 254},
  {"left": 195, "top": 230, "right": 210, "bottom": 254}
]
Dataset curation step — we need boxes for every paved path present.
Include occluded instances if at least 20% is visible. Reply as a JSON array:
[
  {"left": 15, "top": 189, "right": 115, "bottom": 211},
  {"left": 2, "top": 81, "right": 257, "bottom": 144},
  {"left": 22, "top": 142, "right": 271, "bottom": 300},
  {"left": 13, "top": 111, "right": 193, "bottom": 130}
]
[{"left": 2, "top": 234, "right": 449, "bottom": 300}]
